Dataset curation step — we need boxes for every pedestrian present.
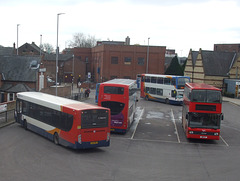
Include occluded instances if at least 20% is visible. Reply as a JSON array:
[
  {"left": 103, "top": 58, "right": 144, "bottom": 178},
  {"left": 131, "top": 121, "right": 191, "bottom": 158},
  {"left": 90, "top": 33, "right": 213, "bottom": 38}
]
[{"left": 85, "top": 88, "right": 90, "bottom": 98}]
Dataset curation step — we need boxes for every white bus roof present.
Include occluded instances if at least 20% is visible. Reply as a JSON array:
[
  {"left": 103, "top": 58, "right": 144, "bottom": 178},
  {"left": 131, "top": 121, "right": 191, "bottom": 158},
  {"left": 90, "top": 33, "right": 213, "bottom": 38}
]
[
  {"left": 102, "top": 79, "right": 136, "bottom": 86},
  {"left": 142, "top": 74, "right": 189, "bottom": 78},
  {"left": 17, "top": 92, "right": 104, "bottom": 111}
]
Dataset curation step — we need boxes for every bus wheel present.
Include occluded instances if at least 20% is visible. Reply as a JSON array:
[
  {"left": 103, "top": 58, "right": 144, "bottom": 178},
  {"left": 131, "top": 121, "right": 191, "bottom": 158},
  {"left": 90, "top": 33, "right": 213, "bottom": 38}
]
[
  {"left": 165, "top": 98, "right": 169, "bottom": 104},
  {"left": 23, "top": 120, "right": 28, "bottom": 130},
  {"left": 53, "top": 133, "right": 59, "bottom": 145}
]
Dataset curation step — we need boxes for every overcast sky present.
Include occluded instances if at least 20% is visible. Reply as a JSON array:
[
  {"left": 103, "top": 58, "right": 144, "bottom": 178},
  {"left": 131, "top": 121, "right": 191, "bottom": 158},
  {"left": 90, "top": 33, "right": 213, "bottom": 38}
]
[{"left": 1, "top": 0, "right": 240, "bottom": 56}]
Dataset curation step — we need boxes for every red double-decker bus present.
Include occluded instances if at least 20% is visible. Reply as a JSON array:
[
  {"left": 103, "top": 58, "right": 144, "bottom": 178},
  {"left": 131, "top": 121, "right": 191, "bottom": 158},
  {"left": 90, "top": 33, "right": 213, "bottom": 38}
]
[
  {"left": 182, "top": 83, "right": 224, "bottom": 140},
  {"left": 98, "top": 79, "right": 138, "bottom": 133}
]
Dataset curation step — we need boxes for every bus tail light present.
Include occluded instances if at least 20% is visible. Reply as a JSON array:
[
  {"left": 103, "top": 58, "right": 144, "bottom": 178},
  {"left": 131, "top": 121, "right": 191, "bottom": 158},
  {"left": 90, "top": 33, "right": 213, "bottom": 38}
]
[
  {"left": 107, "top": 132, "right": 110, "bottom": 141},
  {"left": 78, "top": 134, "right": 82, "bottom": 144}
]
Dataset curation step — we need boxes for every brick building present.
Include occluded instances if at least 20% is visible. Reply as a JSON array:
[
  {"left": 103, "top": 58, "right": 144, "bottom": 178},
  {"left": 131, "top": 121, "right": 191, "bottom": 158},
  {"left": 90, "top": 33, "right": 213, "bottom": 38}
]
[
  {"left": 214, "top": 43, "right": 240, "bottom": 53},
  {"left": 42, "top": 54, "right": 84, "bottom": 84},
  {"left": 91, "top": 44, "right": 166, "bottom": 82},
  {"left": 63, "top": 40, "right": 166, "bottom": 83},
  {"left": 17, "top": 42, "right": 41, "bottom": 55}
]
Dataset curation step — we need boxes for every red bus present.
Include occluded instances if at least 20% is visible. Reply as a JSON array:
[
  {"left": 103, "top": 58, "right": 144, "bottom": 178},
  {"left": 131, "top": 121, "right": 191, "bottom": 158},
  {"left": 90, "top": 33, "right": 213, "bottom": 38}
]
[
  {"left": 182, "top": 83, "right": 223, "bottom": 140},
  {"left": 98, "top": 79, "right": 138, "bottom": 133},
  {"left": 15, "top": 92, "right": 110, "bottom": 149}
]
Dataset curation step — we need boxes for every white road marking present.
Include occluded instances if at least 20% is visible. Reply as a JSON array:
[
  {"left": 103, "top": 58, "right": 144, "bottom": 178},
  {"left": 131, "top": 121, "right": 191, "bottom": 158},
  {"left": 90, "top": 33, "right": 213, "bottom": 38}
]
[
  {"left": 131, "top": 108, "right": 144, "bottom": 139},
  {"left": 220, "top": 135, "right": 229, "bottom": 147},
  {"left": 171, "top": 109, "right": 180, "bottom": 143}
]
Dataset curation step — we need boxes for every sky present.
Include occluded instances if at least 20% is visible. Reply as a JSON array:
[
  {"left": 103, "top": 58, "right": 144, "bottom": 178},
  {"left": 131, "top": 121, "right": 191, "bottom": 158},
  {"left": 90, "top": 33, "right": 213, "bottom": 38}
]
[{"left": 1, "top": 0, "right": 240, "bottom": 57}]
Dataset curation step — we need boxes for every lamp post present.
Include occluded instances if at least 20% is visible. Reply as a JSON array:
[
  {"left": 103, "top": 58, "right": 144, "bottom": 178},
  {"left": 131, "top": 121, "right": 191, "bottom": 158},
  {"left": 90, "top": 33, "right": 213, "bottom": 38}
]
[
  {"left": 72, "top": 54, "right": 75, "bottom": 95},
  {"left": 17, "top": 24, "right": 20, "bottom": 55},
  {"left": 146, "top": 37, "right": 150, "bottom": 73},
  {"left": 56, "top": 13, "right": 65, "bottom": 96},
  {"left": 40, "top": 34, "right": 42, "bottom": 57}
]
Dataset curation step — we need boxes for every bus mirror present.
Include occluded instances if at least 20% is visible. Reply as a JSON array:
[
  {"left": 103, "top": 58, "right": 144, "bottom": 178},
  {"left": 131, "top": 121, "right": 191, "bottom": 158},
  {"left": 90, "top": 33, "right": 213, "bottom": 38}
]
[
  {"left": 221, "top": 114, "right": 224, "bottom": 120},
  {"left": 186, "top": 114, "right": 188, "bottom": 120},
  {"left": 172, "top": 90, "right": 177, "bottom": 98}
]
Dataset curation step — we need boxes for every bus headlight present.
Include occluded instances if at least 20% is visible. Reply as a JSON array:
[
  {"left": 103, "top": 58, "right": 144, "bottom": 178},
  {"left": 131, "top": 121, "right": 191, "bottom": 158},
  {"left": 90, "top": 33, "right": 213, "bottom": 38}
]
[
  {"left": 189, "top": 131, "right": 194, "bottom": 134},
  {"left": 78, "top": 134, "right": 82, "bottom": 144},
  {"left": 214, "top": 133, "right": 219, "bottom": 136}
]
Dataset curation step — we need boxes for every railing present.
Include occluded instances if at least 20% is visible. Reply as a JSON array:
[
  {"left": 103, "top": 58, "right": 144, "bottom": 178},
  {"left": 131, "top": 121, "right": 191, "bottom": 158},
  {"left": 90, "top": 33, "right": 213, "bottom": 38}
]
[{"left": 0, "top": 101, "right": 16, "bottom": 127}]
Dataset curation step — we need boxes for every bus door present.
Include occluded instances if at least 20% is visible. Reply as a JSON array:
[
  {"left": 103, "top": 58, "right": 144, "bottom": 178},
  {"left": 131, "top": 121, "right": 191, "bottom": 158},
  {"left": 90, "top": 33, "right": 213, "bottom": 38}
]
[{"left": 15, "top": 100, "right": 22, "bottom": 123}]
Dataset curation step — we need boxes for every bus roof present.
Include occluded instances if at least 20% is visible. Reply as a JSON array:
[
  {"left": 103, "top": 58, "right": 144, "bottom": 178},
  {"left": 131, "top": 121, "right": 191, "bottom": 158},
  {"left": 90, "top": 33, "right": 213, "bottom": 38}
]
[
  {"left": 142, "top": 74, "right": 189, "bottom": 78},
  {"left": 186, "top": 83, "right": 221, "bottom": 91},
  {"left": 17, "top": 92, "right": 105, "bottom": 111},
  {"left": 102, "top": 79, "right": 136, "bottom": 86}
]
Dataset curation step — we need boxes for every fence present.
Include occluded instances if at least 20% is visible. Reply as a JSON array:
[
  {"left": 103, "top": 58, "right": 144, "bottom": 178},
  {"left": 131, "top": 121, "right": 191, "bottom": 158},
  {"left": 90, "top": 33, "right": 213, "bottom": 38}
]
[{"left": 0, "top": 101, "right": 16, "bottom": 127}]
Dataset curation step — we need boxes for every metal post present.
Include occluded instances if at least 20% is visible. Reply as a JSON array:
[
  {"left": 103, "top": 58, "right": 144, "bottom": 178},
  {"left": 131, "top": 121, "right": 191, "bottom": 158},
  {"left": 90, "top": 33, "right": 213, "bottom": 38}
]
[
  {"left": 56, "top": 13, "right": 65, "bottom": 96},
  {"left": 146, "top": 37, "right": 150, "bottom": 73},
  {"left": 17, "top": 24, "right": 20, "bottom": 55},
  {"left": 40, "top": 34, "right": 42, "bottom": 56}
]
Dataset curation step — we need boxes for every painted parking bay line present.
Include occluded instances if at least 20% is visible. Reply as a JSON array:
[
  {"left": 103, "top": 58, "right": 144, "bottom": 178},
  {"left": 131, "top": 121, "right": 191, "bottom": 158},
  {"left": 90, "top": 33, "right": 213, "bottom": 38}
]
[{"left": 171, "top": 109, "right": 180, "bottom": 143}]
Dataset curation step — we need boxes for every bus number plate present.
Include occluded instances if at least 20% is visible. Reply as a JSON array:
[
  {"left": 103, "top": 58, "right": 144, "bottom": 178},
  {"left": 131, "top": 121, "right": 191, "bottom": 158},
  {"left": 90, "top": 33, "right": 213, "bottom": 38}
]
[
  {"left": 90, "top": 141, "right": 98, "bottom": 145},
  {"left": 200, "top": 136, "right": 207, "bottom": 139},
  {"left": 110, "top": 128, "right": 115, "bottom": 131}
]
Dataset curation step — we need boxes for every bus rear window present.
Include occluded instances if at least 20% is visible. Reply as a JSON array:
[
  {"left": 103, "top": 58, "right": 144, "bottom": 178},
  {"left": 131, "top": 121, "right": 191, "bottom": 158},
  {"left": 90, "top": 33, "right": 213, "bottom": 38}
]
[
  {"left": 101, "top": 101, "right": 125, "bottom": 115},
  {"left": 81, "top": 109, "right": 109, "bottom": 129},
  {"left": 104, "top": 86, "right": 124, "bottom": 94}
]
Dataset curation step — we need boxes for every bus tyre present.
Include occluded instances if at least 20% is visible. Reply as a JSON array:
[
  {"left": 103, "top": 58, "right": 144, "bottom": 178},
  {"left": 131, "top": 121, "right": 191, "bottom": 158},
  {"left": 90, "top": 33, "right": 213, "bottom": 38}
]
[
  {"left": 23, "top": 120, "right": 27, "bottom": 130},
  {"left": 165, "top": 98, "right": 169, "bottom": 104},
  {"left": 53, "top": 133, "right": 59, "bottom": 145}
]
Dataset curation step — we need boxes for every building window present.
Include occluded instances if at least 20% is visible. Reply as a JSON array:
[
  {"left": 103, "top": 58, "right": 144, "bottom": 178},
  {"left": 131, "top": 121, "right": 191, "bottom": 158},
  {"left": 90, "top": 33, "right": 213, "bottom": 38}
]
[
  {"left": 138, "top": 57, "right": 144, "bottom": 65},
  {"left": 7, "top": 93, "right": 15, "bottom": 101},
  {"left": 111, "top": 57, "right": 118, "bottom": 64},
  {"left": 124, "top": 57, "right": 132, "bottom": 65},
  {"left": 85, "top": 57, "right": 89, "bottom": 63}
]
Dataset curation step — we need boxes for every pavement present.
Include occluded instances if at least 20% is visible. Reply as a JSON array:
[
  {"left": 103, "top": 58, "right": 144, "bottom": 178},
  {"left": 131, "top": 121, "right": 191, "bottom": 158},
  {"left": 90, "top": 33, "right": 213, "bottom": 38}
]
[{"left": 1, "top": 87, "right": 240, "bottom": 129}]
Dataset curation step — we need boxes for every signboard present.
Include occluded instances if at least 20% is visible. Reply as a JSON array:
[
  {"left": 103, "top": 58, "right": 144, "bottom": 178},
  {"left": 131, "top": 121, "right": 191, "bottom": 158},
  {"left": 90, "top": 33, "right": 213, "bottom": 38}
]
[
  {"left": 0, "top": 104, "right": 7, "bottom": 113},
  {"left": 88, "top": 72, "right": 91, "bottom": 79}
]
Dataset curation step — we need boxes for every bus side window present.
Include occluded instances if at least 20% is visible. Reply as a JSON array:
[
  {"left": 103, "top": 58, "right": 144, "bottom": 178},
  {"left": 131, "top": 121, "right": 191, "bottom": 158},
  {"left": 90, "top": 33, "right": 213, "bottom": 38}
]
[{"left": 157, "top": 77, "right": 163, "bottom": 84}]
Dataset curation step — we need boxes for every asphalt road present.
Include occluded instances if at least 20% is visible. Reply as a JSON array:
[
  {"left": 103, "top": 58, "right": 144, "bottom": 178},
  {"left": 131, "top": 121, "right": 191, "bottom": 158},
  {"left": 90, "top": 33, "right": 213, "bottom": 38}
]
[{"left": 0, "top": 95, "right": 240, "bottom": 181}]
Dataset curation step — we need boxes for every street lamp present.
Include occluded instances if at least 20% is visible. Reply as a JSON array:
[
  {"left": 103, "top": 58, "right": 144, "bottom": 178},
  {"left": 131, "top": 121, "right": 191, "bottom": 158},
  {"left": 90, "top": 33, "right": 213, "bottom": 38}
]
[
  {"left": 56, "top": 13, "right": 65, "bottom": 96},
  {"left": 72, "top": 54, "right": 75, "bottom": 95},
  {"left": 146, "top": 37, "right": 150, "bottom": 73},
  {"left": 17, "top": 24, "right": 20, "bottom": 55},
  {"left": 40, "top": 34, "right": 42, "bottom": 57}
]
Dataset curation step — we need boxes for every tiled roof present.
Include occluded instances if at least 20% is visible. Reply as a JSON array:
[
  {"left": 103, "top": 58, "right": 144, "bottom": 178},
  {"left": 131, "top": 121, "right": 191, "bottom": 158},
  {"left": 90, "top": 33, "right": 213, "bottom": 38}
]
[
  {"left": 0, "top": 47, "right": 14, "bottom": 55},
  {"left": 0, "top": 55, "right": 41, "bottom": 81},
  {"left": 0, "top": 83, "right": 33, "bottom": 93},
  {"left": 191, "top": 51, "right": 198, "bottom": 68},
  {"left": 44, "top": 54, "right": 73, "bottom": 61},
  {"left": 201, "top": 50, "right": 236, "bottom": 76}
]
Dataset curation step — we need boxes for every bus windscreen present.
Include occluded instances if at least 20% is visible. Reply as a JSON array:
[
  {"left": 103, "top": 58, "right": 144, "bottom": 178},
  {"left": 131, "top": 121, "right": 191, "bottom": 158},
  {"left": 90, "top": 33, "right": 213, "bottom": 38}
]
[
  {"left": 191, "top": 90, "right": 221, "bottom": 103},
  {"left": 177, "top": 77, "right": 190, "bottom": 87},
  {"left": 188, "top": 112, "right": 221, "bottom": 129}
]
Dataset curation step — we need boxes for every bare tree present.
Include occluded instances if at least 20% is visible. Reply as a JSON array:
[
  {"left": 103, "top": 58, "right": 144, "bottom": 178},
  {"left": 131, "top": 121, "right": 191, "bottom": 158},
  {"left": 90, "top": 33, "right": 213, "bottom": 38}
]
[
  {"left": 42, "top": 43, "right": 54, "bottom": 54},
  {"left": 68, "top": 33, "right": 98, "bottom": 48}
]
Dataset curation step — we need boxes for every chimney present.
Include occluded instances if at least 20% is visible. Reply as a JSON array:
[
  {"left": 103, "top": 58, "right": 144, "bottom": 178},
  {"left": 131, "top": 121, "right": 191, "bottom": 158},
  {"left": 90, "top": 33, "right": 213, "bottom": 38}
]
[{"left": 125, "top": 36, "right": 130, "bottom": 45}]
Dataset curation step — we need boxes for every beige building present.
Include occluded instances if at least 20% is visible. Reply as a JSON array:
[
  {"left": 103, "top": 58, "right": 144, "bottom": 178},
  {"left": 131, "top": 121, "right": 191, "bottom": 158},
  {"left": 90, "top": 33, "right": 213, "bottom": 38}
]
[{"left": 184, "top": 48, "right": 240, "bottom": 89}]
